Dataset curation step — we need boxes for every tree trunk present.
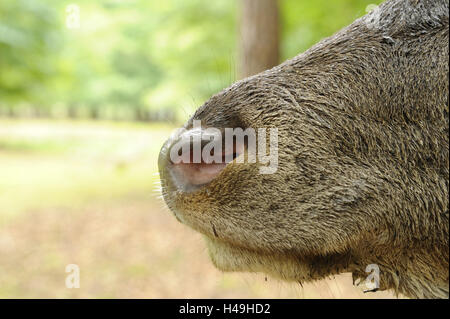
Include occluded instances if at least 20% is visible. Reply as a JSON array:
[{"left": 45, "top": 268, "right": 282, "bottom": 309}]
[{"left": 239, "top": 0, "right": 280, "bottom": 79}]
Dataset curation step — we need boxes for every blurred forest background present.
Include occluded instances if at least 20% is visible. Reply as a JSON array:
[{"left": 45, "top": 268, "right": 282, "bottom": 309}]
[
  {"left": 0, "top": 0, "right": 396, "bottom": 298},
  {"left": 0, "top": 0, "right": 384, "bottom": 123}
]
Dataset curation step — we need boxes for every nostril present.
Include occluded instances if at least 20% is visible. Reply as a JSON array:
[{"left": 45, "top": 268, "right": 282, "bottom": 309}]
[
  {"left": 171, "top": 162, "right": 227, "bottom": 187},
  {"left": 169, "top": 146, "right": 238, "bottom": 189},
  {"left": 166, "top": 127, "right": 246, "bottom": 190}
]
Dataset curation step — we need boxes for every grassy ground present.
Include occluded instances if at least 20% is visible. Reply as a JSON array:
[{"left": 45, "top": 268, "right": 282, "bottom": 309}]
[{"left": 0, "top": 118, "right": 397, "bottom": 298}]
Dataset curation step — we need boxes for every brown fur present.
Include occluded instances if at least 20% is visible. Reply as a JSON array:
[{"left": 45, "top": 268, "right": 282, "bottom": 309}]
[{"left": 159, "top": 0, "right": 449, "bottom": 298}]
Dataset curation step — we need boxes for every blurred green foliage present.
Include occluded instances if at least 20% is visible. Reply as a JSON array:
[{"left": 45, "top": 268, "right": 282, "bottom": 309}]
[{"left": 0, "top": 0, "right": 382, "bottom": 123}]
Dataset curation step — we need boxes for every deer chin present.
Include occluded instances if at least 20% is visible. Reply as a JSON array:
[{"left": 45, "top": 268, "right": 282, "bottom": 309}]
[
  {"left": 203, "top": 236, "right": 374, "bottom": 287},
  {"left": 204, "top": 237, "right": 309, "bottom": 282},
  {"left": 204, "top": 236, "right": 318, "bottom": 283}
]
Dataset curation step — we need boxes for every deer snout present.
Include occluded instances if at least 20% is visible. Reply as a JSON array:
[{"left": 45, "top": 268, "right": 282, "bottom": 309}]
[{"left": 159, "top": 126, "right": 244, "bottom": 192}]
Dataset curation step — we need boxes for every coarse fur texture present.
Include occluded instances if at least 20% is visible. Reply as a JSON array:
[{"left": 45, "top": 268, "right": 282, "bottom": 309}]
[{"left": 159, "top": 0, "right": 449, "bottom": 299}]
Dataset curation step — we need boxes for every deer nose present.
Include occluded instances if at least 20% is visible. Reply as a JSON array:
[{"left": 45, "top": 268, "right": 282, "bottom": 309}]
[{"left": 158, "top": 126, "right": 244, "bottom": 192}]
